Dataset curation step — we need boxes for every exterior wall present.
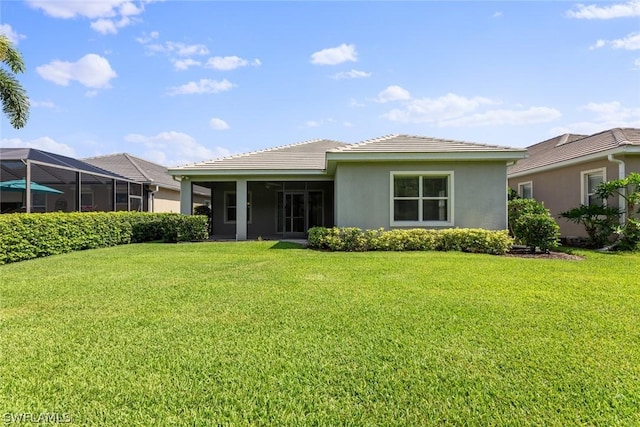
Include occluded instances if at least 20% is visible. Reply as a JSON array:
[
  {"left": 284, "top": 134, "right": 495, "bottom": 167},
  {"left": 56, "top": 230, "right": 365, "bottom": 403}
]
[
  {"left": 153, "top": 188, "right": 180, "bottom": 212},
  {"left": 335, "top": 161, "right": 509, "bottom": 230},
  {"left": 508, "top": 158, "right": 630, "bottom": 237}
]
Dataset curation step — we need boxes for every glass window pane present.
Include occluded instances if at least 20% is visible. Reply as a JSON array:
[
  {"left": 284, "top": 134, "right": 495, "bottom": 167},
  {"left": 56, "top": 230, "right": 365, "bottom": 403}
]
[
  {"left": 588, "top": 194, "right": 603, "bottom": 207},
  {"left": 423, "top": 177, "right": 448, "bottom": 197},
  {"left": 423, "top": 200, "right": 448, "bottom": 221},
  {"left": 394, "top": 177, "right": 419, "bottom": 197},
  {"left": 588, "top": 174, "right": 603, "bottom": 193},
  {"left": 394, "top": 200, "right": 418, "bottom": 221},
  {"left": 520, "top": 183, "right": 532, "bottom": 199},
  {"left": 227, "top": 207, "right": 236, "bottom": 222},
  {"left": 226, "top": 193, "right": 236, "bottom": 207}
]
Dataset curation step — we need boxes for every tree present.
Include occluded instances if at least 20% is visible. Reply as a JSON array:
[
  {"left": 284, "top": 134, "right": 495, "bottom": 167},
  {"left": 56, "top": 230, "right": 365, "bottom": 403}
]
[
  {"left": 0, "top": 35, "right": 29, "bottom": 129},
  {"left": 596, "top": 172, "right": 640, "bottom": 250}
]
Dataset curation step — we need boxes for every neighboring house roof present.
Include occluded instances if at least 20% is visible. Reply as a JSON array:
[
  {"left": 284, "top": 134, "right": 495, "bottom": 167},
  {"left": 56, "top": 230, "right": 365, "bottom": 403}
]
[
  {"left": 83, "top": 153, "right": 210, "bottom": 195},
  {"left": 168, "top": 135, "right": 526, "bottom": 177},
  {"left": 0, "top": 148, "right": 132, "bottom": 183},
  {"left": 170, "top": 139, "right": 349, "bottom": 173},
  {"left": 84, "top": 153, "right": 177, "bottom": 189},
  {"left": 508, "top": 128, "right": 640, "bottom": 177}
]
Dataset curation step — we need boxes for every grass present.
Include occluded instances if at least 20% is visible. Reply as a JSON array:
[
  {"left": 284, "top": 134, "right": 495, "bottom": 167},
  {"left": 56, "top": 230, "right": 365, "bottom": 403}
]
[{"left": 1, "top": 242, "right": 639, "bottom": 426}]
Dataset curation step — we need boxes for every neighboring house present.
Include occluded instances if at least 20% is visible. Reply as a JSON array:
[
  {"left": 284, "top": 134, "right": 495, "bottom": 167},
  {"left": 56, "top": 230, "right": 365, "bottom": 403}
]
[
  {"left": 507, "top": 128, "right": 640, "bottom": 238},
  {"left": 0, "top": 148, "right": 141, "bottom": 213},
  {"left": 83, "top": 153, "right": 210, "bottom": 212},
  {"left": 168, "top": 134, "right": 527, "bottom": 240}
]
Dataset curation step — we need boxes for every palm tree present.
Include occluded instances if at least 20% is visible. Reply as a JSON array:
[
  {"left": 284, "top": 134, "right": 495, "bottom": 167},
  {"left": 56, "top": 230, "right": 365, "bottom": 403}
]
[{"left": 0, "top": 35, "right": 29, "bottom": 129}]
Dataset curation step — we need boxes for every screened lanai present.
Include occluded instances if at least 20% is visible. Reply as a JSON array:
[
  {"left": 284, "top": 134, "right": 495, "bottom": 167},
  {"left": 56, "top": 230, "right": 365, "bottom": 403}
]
[{"left": 0, "top": 148, "right": 143, "bottom": 213}]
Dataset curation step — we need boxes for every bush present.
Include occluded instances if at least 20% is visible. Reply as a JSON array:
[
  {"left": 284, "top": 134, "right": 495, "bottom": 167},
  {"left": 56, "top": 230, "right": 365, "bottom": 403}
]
[
  {"left": 508, "top": 198, "right": 560, "bottom": 252},
  {"left": 513, "top": 213, "right": 560, "bottom": 252},
  {"left": 308, "top": 227, "right": 513, "bottom": 255},
  {"left": 0, "top": 212, "right": 209, "bottom": 265}
]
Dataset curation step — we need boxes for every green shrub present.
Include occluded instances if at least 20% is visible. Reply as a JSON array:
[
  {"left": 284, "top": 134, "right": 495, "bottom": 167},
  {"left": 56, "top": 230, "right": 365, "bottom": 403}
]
[
  {"left": 513, "top": 213, "right": 560, "bottom": 252},
  {"left": 508, "top": 198, "right": 560, "bottom": 252},
  {"left": 0, "top": 212, "right": 208, "bottom": 265},
  {"left": 308, "top": 227, "right": 512, "bottom": 255}
]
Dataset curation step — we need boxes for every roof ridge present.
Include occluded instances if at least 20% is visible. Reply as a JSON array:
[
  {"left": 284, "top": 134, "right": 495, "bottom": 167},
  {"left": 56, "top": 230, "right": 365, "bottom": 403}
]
[
  {"left": 123, "top": 153, "right": 154, "bottom": 182},
  {"left": 332, "top": 134, "right": 400, "bottom": 151},
  {"left": 611, "top": 128, "right": 631, "bottom": 146}
]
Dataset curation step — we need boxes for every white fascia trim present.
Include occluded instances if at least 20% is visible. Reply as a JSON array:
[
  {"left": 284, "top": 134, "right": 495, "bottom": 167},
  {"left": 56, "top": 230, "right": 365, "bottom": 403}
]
[
  {"left": 167, "top": 169, "right": 328, "bottom": 177},
  {"left": 508, "top": 146, "right": 640, "bottom": 179}
]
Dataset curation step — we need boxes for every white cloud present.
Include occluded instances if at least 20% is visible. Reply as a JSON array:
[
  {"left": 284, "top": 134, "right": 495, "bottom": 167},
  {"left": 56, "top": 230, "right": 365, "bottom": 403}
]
[
  {"left": 634, "top": 58, "right": 640, "bottom": 69},
  {"left": 205, "top": 56, "right": 261, "bottom": 70},
  {"left": 26, "top": 0, "right": 149, "bottom": 34},
  {"left": 383, "top": 93, "right": 499, "bottom": 123},
  {"left": 376, "top": 85, "right": 412, "bottom": 103},
  {"left": 567, "top": 0, "right": 640, "bottom": 19},
  {"left": 591, "top": 32, "right": 640, "bottom": 50},
  {"left": 31, "top": 100, "right": 57, "bottom": 109},
  {"left": 172, "top": 58, "right": 201, "bottom": 71},
  {"left": 167, "top": 79, "right": 235, "bottom": 95},
  {"left": 0, "top": 24, "right": 26, "bottom": 45},
  {"left": 209, "top": 118, "right": 230, "bottom": 130},
  {"left": 305, "top": 121, "right": 320, "bottom": 128},
  {"left": 124, "top": 131, "right": 231, "bottom": 165},
  {"left": 349, "top": 98, "right": 365, "bottom": 108},
  {"left": 440, "top": 107, "right": 562, "bottom": 127},
  {"left": 36, "top": 54, "right": 117, "bottom": 89},
  {"left": 493, "top": 11, "right": 503, "bottom": 18},
  {"left": 136, "top": 31, "right": 159, "bottom": 44},
  {"left": 332, "top": 69, "right": 372, "bottom": 79},
  {"left": 310, "top": 43, "right": 357, "bottom": 65},
  {"left": 0, "top": 137, "right": 76, "bottom": 157},
  {"left": 550, "top": 101, "right": 640, "bottom": 135},
  {"left": 146, "top": 41, "right": 209, "bottom": 56}
]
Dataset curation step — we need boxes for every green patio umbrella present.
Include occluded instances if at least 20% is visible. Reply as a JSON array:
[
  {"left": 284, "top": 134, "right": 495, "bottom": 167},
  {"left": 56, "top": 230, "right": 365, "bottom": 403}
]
[{"left": 0, "top": 179, "right": 64, "bottom": 194}]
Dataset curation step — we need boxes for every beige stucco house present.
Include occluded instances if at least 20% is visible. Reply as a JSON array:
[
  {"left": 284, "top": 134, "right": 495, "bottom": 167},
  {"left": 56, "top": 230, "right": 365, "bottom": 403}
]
[
  {"left": 168, "top": 134, "right": 526, "bottom": 240},
  {"left": 508, "top": 128, "right": 640, "bottom": 238},
  {"left": 84, "top": 153, "right": 209, "bottom": 212}
]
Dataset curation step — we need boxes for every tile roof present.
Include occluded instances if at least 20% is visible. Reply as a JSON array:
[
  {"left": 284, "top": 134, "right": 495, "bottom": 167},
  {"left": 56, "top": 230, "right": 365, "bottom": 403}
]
[
  {"left": 508, "top": 128, "right": 640, "bottom": 175},
  {"left": 330, "top": 134, "right": 525, "bottom": 153},
  {"left": 171, "top": 139, "right": 349, "bottom": 171},
  {"left": 84, "top": 153, "right": 177, "bottom": 189}
]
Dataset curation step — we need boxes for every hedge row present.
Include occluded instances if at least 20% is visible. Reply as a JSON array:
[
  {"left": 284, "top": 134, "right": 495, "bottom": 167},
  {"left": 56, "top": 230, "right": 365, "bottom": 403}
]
[
  {"left": 0, "top": 212, "right": 208, "bottom": 265},
  {"left": 308, "top": 227, "right": 513, "bottom": 255}
]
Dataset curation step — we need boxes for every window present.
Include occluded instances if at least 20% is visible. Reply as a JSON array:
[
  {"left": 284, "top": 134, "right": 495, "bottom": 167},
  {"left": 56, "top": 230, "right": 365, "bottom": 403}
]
[
  {"left": 581, "top": 168, "right": 606, "bottom": 206},
  {"left": 518, "top": 181, "right": 533, "bottom": 199},
  {"left": 224, "top": 191, "right": 252, "bottom": 224},
  {"left": 391, "top": 172, "right": 453, "bottom": 226}
]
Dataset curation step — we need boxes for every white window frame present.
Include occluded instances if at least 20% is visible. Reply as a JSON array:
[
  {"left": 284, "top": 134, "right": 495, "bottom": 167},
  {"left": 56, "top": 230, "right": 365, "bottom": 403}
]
[
  {"left": 390, "top": 171, "right": 454, "bottom": 227},
  {"left": 224, "top": 191, "right": 252, "bottom": 224},
  {"left": 580, "top": 168, "right": 606, "bottom": 206},
  {"left": 518, "top": 181, "right": 533, "bottom": 199}
]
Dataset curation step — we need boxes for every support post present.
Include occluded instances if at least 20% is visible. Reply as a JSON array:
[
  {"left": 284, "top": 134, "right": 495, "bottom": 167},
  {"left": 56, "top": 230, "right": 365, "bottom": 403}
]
[
  {"left": 236, "top": 179, "right": 247, "bottom": 240},
  {"left": 180, "top": 179, "right": 193, "bottom": 215}
]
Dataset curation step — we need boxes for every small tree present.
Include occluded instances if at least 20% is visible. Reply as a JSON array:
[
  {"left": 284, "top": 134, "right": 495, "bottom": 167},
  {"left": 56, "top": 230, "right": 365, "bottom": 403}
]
[
  {"left": 596, "top": 172, "right": 640, "bottom": 250},
  {"left": 560, "top": 204, "right": 622, "bottom": 248}
]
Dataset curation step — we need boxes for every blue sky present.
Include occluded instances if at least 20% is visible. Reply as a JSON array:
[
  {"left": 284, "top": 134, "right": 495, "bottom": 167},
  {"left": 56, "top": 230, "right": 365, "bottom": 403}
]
[{"left": 1, "top": 0, "right": 639, "bottom": 166}]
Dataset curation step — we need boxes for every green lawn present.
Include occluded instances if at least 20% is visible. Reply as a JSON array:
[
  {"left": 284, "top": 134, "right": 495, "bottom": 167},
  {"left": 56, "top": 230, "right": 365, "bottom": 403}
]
[{"left": 1, "top": 242, "right": 639, "bottom": 426}]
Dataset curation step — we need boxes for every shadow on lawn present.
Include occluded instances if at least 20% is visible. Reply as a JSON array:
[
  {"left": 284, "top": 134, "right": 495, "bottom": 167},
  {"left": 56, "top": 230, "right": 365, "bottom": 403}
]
[{"left": 269, "top": 241, "right": 306, "bottom": 250}]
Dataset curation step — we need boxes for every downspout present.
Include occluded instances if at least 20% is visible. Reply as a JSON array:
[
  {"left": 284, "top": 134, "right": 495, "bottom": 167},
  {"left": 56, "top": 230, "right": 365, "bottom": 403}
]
[
  {"left": 147, "top": 184, "right": 159, "bottom": 212},
  {"left": 608, "top": 154, "right": 626, "bottom": 224}
]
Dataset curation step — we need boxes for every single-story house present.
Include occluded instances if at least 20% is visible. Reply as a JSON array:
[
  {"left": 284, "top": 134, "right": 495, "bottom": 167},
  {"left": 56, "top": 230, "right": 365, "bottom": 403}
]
[
  {"left": 83, "top": 153, "right": 210, "bottom": 212},
  {"left": 0, "top": 148, "right": 142, "bottom": 213},
  {"left": 168, "top": 134, "right": 527, "bottom": 240},
  {"left": 507, "top": 128, "right": 640, "bottom": 238}
]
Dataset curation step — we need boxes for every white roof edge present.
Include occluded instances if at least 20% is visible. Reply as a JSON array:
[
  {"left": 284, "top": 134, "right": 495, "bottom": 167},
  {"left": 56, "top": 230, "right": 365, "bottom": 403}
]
[
  {"left": 167, "top": 168, "right": 329, "bottom": 176},
  {"left": 507, "top": 146, "right": 640, "bottom": 178}
]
